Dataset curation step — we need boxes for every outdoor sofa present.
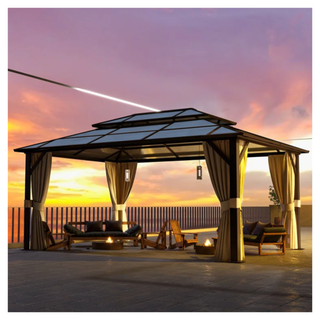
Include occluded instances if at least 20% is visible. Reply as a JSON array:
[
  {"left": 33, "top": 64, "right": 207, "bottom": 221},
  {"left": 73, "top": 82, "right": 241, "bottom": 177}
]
[
  {"left": 243, "top": 221, "right": 287, "bottom": 255},
  {"left": 63, "top": 220, "right": 142, "bottom": 249}
]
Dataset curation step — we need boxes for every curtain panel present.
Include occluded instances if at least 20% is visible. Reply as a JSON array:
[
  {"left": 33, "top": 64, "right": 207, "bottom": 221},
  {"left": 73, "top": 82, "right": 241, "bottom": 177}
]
[
  {"left": 268, "top": 153, "right": 297, "bottom": 249},
  {"left": 105, "top": 162, "right": 137, "bottom": 231},
  {"left": 30, "top": 152, "right": 52, "bottom": 250},
  {"left": 203, "top": 140, "right": 248, "bottom": 262},
  {"left": 239, "top": 140, "right": 249, "bottom": 260}
]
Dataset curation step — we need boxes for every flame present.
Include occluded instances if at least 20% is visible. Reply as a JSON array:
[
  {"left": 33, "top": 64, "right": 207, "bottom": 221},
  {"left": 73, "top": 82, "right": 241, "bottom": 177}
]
[
  {"left": 106, "top": 237, "right": 113, "bottom": 243},
  {"left": 204, "top": 239, "right": 211, "bottom": 246}
]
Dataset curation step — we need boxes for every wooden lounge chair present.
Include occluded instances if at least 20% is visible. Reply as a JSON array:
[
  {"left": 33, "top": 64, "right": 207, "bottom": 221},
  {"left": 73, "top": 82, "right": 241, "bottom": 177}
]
[
  {"left": 140, "top": 221, "right": 168, "bottom": 250},
  {"left": 43, "top": 221, "right": 69, "bottom": 251},
  {"left": 168, "top": 220, "right": 198, "bottom": 250}
]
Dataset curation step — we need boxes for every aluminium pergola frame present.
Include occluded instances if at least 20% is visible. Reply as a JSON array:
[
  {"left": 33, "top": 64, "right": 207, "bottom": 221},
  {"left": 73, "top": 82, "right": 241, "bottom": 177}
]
[
  {"left": 21, "top": 138, "right": 303, "bottom": 261},
  {"left": 17, "top": 108, "right": 307, "bottom": 261}
]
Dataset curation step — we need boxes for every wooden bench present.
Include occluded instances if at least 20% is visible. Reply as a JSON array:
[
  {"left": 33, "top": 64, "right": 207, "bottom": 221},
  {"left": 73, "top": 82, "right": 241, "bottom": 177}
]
[{"left": 64, "top": 221, "right": 141, "bottom": 249}]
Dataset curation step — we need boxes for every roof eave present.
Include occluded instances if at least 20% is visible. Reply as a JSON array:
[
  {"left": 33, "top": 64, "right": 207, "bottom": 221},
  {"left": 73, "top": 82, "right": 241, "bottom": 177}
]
[{"left": 14, "top": 132, "right": 242, "bottom": 154}]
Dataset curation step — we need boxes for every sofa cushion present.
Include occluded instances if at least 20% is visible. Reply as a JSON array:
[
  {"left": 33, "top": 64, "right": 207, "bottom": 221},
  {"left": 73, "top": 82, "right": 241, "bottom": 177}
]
[
  {"left": 243, "top": 234, "right": 259, "bottom": 242},
  {"left": 86, "top": 221, "right": 103, "bottom": 232},
  {"left": 243, "top": 221, "right": 258, "bottom": 234},
  {"left": 105, "top": 220, "right": 122, "bottom": 232},
  {"left": 82, "top": 231, "right": 127, "bottom": 237},
  {"left": 124, "top": 224, "right": 142, "bottom": 237},
  {"left": 64, "top": 224, "right": 85, "bottom": 236},
  {"left": 262, "top": 227, "right": 286, "bottom": 243},
  {"left": 252, "top": 221, "right": 272, "bottom": 236}
]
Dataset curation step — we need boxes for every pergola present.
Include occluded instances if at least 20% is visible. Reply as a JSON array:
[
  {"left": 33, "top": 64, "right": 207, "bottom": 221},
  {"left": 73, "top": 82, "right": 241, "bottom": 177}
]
[{"left": 15, "top": 108, "right": 308, "bottom": 262}]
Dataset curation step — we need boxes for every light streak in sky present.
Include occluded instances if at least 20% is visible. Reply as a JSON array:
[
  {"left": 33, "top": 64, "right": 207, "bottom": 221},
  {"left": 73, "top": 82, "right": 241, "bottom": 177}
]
[{"left": 8, "top": 69, "right": 160, "bottom": 112}]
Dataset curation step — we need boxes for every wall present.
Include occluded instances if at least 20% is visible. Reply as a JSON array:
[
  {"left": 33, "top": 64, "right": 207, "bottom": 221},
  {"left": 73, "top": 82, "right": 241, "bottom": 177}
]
[
  {"left": 269, "top": 205, "right": 312, "bottom": 227},
  {"left": 300, "top": 205, "right": 312, "bottom": 227}
]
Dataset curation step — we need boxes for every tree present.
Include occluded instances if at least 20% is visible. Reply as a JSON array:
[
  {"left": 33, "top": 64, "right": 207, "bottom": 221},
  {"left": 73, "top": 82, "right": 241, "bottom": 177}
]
[{"left": 268, "top": 185, "right": 280, "bottom": 207}]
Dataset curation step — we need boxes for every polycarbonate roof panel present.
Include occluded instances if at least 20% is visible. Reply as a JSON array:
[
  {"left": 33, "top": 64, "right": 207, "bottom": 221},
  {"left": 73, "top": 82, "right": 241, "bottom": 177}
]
[
  {"left": 41, "top": 136, "right": 96, "bottom": 148},
  {"left": 210, "top": 127, "right": 236, "bottom": 135},
  {"left": 102, "top": 116, "right": 130, "bottom": 124},
  {"left": 166, "top": 120, "right": 214, "bottom": 130},
  {"left": 146, "top": 126, "right": 216, "bottom": 140},
  {"left": 177, "top": 109, "right": 202, "bottom": 116},
  {"left": 125, "top": 111, "right": 181, "bottom": 122},
  {"left": 70, "top": 129, "right": 115, "bottom": 138},
  {"left": 91, "top": 131, "right": 153, "bottom": 144},
  {"left": 111, "top": 124, "right": 166, "bottom": 134},
  {"left": 23, "top": 142, "right": 46, "bottom": 149}
]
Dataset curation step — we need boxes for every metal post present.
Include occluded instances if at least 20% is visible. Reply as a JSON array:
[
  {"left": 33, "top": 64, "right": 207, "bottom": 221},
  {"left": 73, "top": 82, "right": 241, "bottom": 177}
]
[
  {"left": 295, "top": 154, "right": 303, "bottom": 249},
  {"left": 229, "top": 138, "right": 240, "bottom": 262},
  {"left": 24, "top": 153, "right": 31, "bottom": 250}
]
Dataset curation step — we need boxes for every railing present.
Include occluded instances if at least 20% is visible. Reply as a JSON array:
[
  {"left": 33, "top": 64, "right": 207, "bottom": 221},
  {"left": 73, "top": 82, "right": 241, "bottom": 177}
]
[{"left": 7, "top": 206, "right": 270, "bottom": 244}]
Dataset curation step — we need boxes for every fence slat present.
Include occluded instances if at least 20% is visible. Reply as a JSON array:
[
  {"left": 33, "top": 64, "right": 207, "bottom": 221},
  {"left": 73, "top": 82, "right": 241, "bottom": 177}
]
[
  {"left": 11, "top": 208, "right": 14, "bottom": 243},
  {"left": 8, "top": 206, "right": 274, "bottom": 244}
]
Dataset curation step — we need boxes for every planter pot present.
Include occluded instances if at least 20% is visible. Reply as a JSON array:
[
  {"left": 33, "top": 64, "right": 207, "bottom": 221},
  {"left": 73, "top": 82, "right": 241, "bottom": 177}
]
[
  {"left": 274, "top": 217, "right": 281, "bottom": 225},
  {"left": 195, "top": 245, "right": 215, "bottom": 255},
  {"left": 270, "top": 205, "right": 281, "bottom": 224}
]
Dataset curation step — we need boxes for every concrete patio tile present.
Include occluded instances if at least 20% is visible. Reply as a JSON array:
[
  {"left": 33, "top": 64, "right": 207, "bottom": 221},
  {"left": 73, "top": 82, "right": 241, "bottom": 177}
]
[
  {"left": 273, "top": 305, "right": 311, "bottom": 312},
  {"left": 280, "top": 298, "right": 312, "bottom": 310},
  {"left": 8, "top": 228, "right": 312, "bottom": 312},
  {"left": 234, "top": 303, "right": 280, "bottom": 312},
  {"left": 157, "top": 302, "right": 200, "bottom": 312}
]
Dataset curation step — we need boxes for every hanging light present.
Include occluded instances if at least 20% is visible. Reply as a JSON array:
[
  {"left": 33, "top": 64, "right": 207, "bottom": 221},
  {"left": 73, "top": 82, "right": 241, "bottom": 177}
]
[
  {"left": 197, "top": 144, "right": 202, "bottom": 180},
  {"left": 197, "top": 165, "right": 202, "bottom": 180},
  {"left": 125, "top": 169, "right": 130, "bottom": 182}
]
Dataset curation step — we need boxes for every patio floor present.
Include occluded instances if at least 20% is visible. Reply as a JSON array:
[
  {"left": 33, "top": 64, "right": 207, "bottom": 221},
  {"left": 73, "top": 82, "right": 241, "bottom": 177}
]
[{"left": 8, "top": 227, "right": 312, "bottom": 312}]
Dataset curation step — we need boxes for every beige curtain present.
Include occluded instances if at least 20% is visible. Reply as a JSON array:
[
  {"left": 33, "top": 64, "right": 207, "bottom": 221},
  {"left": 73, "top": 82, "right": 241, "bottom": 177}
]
[
  {"left": 105, "top": 162, "right": 137, "bottom": 231},
  {"left": 30, "top": 152, "right": 52, "bottom": 250},
  {"left": 203, "top": 140, "right": 248, "bottom": 262},
  {"left": 239, "top": 140, "right": 249, "bottom": 260},
  {"left": 268, "top": 153, "right": 297, "bottom": 248}
]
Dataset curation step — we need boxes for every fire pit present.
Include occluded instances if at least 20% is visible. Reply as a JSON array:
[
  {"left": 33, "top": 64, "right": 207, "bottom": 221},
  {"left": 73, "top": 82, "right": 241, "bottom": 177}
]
[
  {"left": 195, "top": 239, "right": 215, "bottom": 255},
  {"left": 92, "top": 238, "right": 123, "bottom": 250}
]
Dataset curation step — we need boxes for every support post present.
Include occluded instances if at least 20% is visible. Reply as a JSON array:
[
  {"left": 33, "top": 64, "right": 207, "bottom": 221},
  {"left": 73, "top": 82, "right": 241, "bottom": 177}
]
[
  {"left": 24, "top": 153, "right": 31, "bottom": 250},
  {"left": 229, "top": 138, "right": 240, "bottom": 262},
  {"left": 294, "top": 154, "right": 303, "bottom": 249}
]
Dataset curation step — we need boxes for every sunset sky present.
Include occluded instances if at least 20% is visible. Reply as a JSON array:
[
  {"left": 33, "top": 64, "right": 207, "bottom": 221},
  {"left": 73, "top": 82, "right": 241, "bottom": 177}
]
[{"left": 7, "top": 8, "right": 312, "bottom": 208}]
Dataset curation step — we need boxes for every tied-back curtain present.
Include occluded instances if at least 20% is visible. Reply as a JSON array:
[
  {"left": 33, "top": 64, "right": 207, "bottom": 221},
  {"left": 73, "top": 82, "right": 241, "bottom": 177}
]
[
  {"left": 105, "top": 162, "right": 137, "bottom": 231},
  {"left": 31, "top": 152, "right": 52, "bottom": 250},
  {"left": 203, "top": 140, "right": 248, "bottom": 262},
  {"left": 203, "top": 140, "right": 231, "bottom": 261},
  {"left": 268, "top": 153, "right": 297, "bottom": 248},
  {"left": 239, "top": 140, "right": 249, "bottom": 260}
]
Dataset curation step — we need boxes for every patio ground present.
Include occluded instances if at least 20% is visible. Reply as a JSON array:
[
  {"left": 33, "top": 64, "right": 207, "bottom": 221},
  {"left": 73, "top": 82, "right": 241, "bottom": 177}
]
[{"left": 8, "top": 227, "right": 312, "bottom": 312}]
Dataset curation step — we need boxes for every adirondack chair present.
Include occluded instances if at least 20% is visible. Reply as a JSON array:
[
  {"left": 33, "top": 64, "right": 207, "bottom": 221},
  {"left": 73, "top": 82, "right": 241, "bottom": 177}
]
[
  {"left": 43, "top": 221, "right": 69, "bottom": 251},
  {"left": 168, "top": 220, "right": 198, "bottom": 250},
  {"left": 140, "top": 221, "right": 168, "bottom": 250}
]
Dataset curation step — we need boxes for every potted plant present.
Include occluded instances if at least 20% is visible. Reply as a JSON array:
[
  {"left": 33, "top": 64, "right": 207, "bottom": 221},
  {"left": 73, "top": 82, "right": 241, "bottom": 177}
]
[{"left": 268, "top": 185, "right": 281, "bottom": 224}]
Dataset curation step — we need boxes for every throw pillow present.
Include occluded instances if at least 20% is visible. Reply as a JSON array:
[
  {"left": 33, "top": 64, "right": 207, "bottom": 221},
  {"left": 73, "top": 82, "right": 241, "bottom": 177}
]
[
  {"left": 64, "top": 224, "right": 84, "bottom": 236},
  {"left": 105, "top": 220, "right": 123, "bottom": 232},
  {"left": 85, "top": 221, "right": 103, "bottom": 233},
  {"left": 252, "top": 221, "right": 272, "bottom": 236},
  {"left": 124, "top": 224, "right": 142, "bottom": 237},
  {"left": 243, "top": 221, "right": 258, "bottom": 234}
]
